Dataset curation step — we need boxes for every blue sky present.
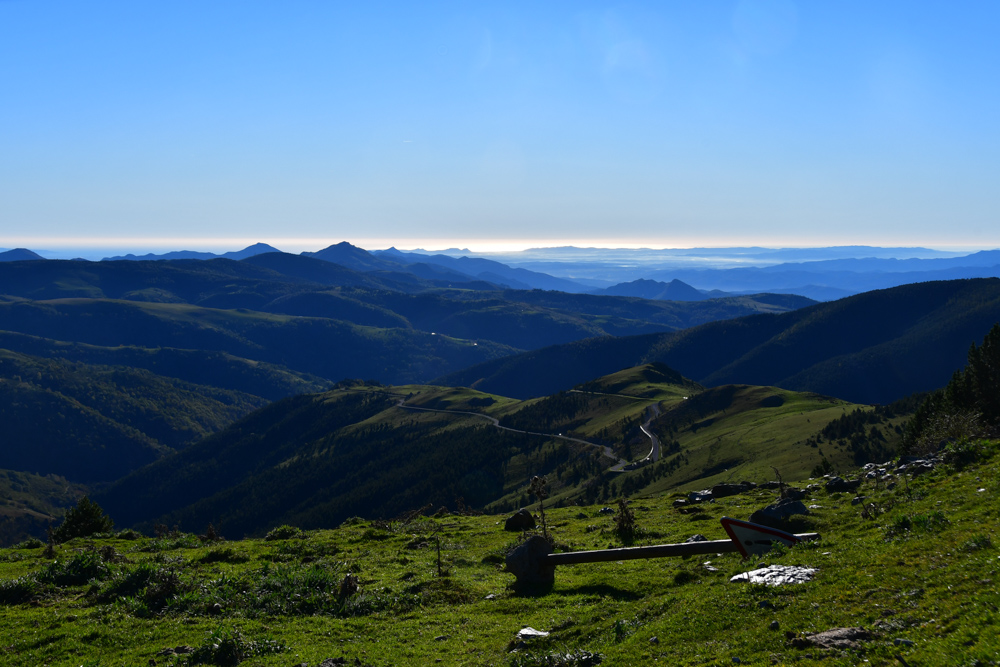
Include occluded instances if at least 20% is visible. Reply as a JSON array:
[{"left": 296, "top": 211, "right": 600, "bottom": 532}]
[{"left": 2, "top": 1, "right": 998, "bottom": 255}]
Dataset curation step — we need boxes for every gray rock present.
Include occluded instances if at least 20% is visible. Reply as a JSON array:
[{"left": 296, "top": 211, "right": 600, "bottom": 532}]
[
  {"left": 825, "top": 477, "right": 862, "bottom": 493},
  {"left": 851, "top": 495, "right": 866, "bottom": 505},
  {"left": 688, "top": 490, "right": 714, "bottom": 503},
  {"left": 598, "top": 506, "right": 615, "bottom": 515},
  {"left": 770, "top": 621, "right": 780, "bottom": 631},
  {"left": 685, "top": 534, "right": 709, "bottom": 543},
  {"left": 789, "top": 627, "right": 873, "bottom": 649},
  {"left": 749, "top": 497, "right": 808, "bottom": 526},
  {"left": 782, "top": 487, "right": 806, "bottom": 500},
  {"left": 504, "top": 508, "right": 536, "bottom": 532},
  {"left": 649, "top": 636, "right": 659, "bottom": 644},
  {"left": 505, "top": 535, "right": 554, "bottom": 585}
]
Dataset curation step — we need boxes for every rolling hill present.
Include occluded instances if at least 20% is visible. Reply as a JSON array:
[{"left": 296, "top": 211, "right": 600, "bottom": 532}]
[
  {"left": 93, "top": 364, "right": 895, "bottom": 538},
  {"left": 437, "top": 278, "right": 1000, "bottom": 405}
]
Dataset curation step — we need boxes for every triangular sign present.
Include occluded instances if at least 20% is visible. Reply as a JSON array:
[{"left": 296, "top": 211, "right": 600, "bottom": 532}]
[{"left": 720, "top": 517, "right": 804, "bottom": 558}]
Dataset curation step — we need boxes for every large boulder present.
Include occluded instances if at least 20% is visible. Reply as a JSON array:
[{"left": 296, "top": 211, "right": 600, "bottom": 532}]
[
  {"left": 825, "top": 477, "right": 862, "bottom": 493},
  {"left": 749, "top": 497, "right": 809, "bottom": 527},
  {"left": 504, "top": 508, "right": 536, "bottom": 532}
]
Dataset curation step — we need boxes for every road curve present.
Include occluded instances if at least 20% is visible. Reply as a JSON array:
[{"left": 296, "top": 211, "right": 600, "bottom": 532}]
[{"left": 394, "top": 399, "right": 623, "bottom": 465}]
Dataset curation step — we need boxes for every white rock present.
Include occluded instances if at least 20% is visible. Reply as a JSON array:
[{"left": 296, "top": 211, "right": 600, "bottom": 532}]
[
  {"left": 730, "top": 564, "right": 817, "bottom": 586},
  {"left": 516, "top": 627, "right": 549, "bottom": 640}
]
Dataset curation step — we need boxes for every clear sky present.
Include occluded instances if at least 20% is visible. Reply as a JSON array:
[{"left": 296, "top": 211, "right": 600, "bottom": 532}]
[{"left": 2, "top": 1, "right": 998, "bottom": 255}]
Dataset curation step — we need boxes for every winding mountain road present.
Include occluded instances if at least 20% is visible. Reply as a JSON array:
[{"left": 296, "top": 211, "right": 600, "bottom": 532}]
[{"left": 394, "top": 399, "right": 624, "bottom": 466}]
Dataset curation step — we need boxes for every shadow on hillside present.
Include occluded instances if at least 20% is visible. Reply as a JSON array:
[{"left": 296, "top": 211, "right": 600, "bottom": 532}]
[
  {"left": 509, "top": 581, "right": 554, "bottom": 597},
  {"left": 554, "top": 583, "right": 643, "bottom": 601}
]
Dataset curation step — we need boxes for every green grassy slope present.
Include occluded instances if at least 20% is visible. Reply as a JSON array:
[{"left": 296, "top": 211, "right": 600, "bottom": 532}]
[
  {"left": 1, "top": 441, "right": 997, "bottom": 666},
  {"left": 92, "top": 365, "right": 893, "bottom": 538}
]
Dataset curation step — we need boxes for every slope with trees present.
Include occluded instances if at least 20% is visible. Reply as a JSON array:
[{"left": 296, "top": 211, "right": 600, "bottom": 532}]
[{"left": 437, "top": 278, "right": 1000, "bottom": 405}]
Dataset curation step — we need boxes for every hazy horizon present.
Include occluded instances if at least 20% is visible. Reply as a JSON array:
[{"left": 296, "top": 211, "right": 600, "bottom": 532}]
[{"left": 4, "top": 238, "right": 994, "bottom": 263}]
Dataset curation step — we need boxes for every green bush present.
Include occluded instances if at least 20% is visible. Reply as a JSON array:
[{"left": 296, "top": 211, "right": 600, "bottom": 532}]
[
  {"left": 37, "top": 552, "right": 111, "bottom": 586},
  {"left": 943, "top": 438, "right": 998, "bottom": 469},
  {"left": 184, "top": 626, "right": 286, "bottom": 666},
  {"left": 0, "top": 575, "right": 40, "bottom": 605},
  {"left": 264, "top": 525, "right": 302, "bottom": 541},
  {"left": 12, "top": 537, "right": 45, "bottom": 549},
  {"left": 52, "top": 497, "right": 114, "bottom": 543}
]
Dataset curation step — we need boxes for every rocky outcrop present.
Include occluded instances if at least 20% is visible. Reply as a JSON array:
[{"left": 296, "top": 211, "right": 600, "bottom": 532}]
[{"left": 504, "top": 508, "right": 536, "bottom": 532}]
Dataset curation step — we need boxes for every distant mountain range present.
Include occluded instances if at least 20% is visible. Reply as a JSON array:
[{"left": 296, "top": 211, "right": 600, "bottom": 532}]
[
  {"left": 5, "top": 241, "right": 998, "bottom": 301},
  {"left": 103, "top": 242, "right": 281, "bottom": 262}
]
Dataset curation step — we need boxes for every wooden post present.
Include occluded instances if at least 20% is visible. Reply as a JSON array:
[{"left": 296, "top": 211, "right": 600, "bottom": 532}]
[{"left": 545, "top": 534, "right": 819, "bottom": 566}]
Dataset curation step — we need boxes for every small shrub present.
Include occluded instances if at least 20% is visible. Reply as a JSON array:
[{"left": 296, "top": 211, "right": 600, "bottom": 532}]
[
  {"left": 884, "top": 511, "right": 949, "bottom": 538},
  {"left": 962, "top": 534, "right": 994, "bottom": 552},
  {"left": 52, "top": 497, "right": 114, "bottom": 543},
  {"left": 38, "top": 552, "right": 111, "bottom": 586},
  {"left": 140, "top": 534, "right": 202, "bottom": 552},
  {"left": 96, "top": 563, "right": 184, "bottom": 613},
  {"left": 199, "top": 547, "right": 248, "bottom": 564},
  {"left": 264, "top": 525, "right": 302, "bottom": 541},
  {"left": 884, "top": 514, "right": 913, "bottom": 538},
  {"left": 912, "top": 511, "right": 949, "bottom": 532},
  {"left": 0, "top": 575, "right": 40, "bottom": 605},
  {"left": 115, "top": 528, "right": 143, "bottom": 540},
  {"left": 200, "top": 523, "right": 223, "bottom": 543},
  {"left": 942, "top": 438, "right": 998, "bottom": 469},
  {"left": 612, "top": 498, "right": 638, "bottom": 545},
  {"left": 12, "top": 537, "right": 45, "bottom": 549},
  {"left": 183, "top": 626, "right": 287, "bottom": 666},
  {"left": 811, "top": 458, "right": 833, "bottom": 478}
]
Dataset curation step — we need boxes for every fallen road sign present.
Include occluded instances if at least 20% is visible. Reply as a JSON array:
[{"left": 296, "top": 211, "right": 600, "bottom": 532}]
[{"left": 720, "top": 516, "right": 808, "bottom": 558}]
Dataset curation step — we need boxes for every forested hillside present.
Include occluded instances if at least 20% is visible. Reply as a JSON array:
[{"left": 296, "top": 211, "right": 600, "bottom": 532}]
[{"left": 438, "top": 278, "right": 1000, "bottom": 404}]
